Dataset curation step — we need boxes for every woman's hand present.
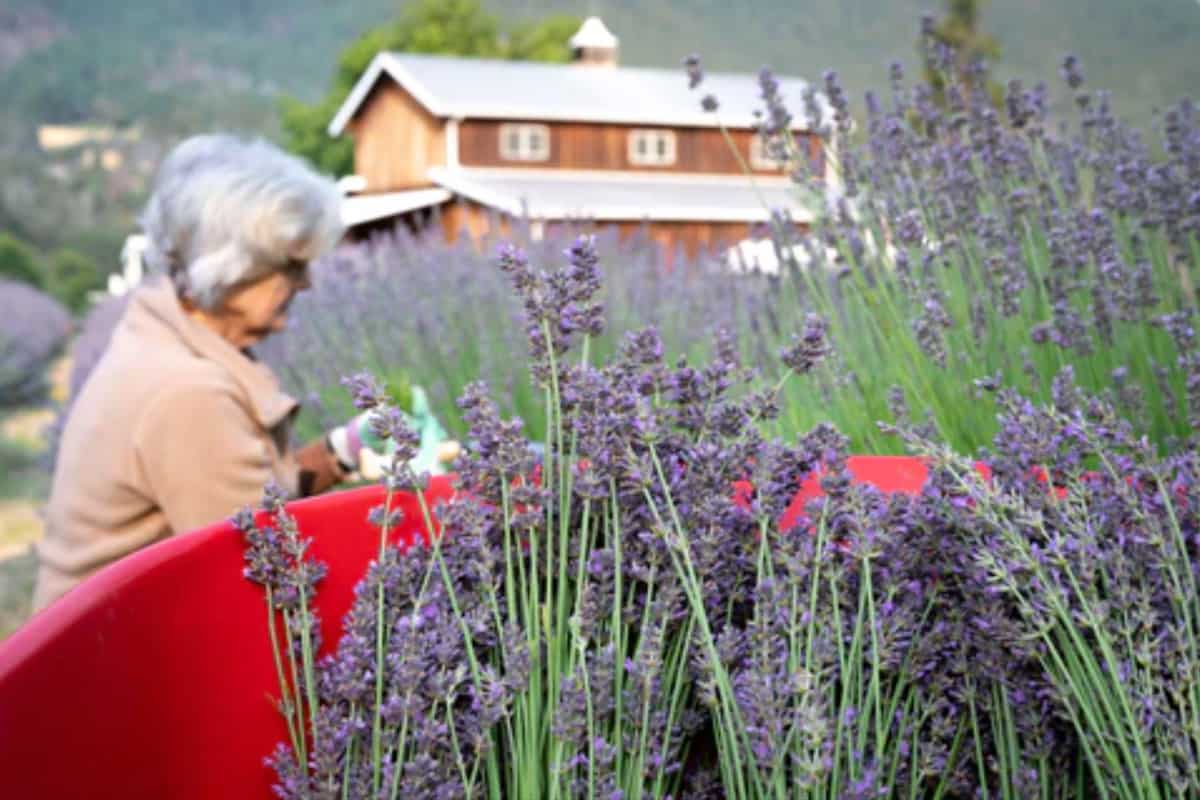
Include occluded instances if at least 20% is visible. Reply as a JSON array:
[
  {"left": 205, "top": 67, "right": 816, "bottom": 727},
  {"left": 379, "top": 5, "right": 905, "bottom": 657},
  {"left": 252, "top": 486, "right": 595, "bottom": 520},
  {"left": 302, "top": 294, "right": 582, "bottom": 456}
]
[{"left": 327, "top": 411, "right": 460, "bottom": 482}]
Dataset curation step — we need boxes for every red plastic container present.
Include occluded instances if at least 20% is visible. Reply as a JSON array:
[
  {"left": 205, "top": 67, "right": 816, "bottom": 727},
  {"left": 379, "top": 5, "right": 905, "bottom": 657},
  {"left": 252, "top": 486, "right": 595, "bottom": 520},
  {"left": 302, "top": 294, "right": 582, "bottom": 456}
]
[{"left": 0, "top": 456, "right": 937, "bottom": 799}]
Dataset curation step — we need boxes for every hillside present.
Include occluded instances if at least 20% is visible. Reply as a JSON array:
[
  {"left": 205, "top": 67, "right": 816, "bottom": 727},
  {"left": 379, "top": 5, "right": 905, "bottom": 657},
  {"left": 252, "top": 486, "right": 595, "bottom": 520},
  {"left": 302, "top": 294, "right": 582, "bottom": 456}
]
[
  {"left": 0, "top": 0, "right": 1195, "bottom": 270},
  {"left": 3, "top": 0, "right": 1197, "bottom": 138}
]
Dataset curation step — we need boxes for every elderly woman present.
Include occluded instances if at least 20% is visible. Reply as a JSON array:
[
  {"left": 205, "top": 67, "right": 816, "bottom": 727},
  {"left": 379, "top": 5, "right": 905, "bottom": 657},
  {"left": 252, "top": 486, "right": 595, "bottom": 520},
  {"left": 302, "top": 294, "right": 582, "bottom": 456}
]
[{"left": 33, "top": 135, "right": 374, "bottom": 611}]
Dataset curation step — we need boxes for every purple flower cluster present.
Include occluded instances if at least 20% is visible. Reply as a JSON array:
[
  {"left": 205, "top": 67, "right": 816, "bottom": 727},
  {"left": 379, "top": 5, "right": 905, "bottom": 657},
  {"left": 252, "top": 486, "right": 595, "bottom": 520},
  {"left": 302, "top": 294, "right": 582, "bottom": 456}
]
[
  {"left": 43, "top": 292, "right": 131, "bottom": 473},
  {"left": 243, "top": 240, "right": 840, "bottom": 797},
  {"left": 0, "top": 279, "right": 71, "bottom": 408},
  {"left": 679, "top": 17, "right": 1200, "bottom": 457},
  {"left": 244, "top": 223, "right": 1200, "bottom": 797},
  {"left": 235, "top": 19, "right": 1200, "bottom": 798},
  {"left": 495, "top": 236, "right": 605, "bottom": 387},
  {"left": 253, "top": 224, "right": 768, "bottom": 448},
  {"left": 894, "top": 366, "right": 1200, "bottom": 796}
]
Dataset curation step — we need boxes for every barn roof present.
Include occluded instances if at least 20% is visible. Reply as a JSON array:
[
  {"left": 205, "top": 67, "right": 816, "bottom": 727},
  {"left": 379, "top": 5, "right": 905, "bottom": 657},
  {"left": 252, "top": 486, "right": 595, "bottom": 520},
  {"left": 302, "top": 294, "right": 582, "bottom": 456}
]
[{"left": 328, "top": 52, "right": 823, "bottom": 136}]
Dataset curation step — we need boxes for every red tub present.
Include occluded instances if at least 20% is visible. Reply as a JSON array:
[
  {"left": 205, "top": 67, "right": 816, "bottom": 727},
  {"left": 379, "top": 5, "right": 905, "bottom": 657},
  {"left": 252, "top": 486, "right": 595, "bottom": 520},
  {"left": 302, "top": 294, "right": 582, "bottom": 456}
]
[{"left": 0, "top": 456, "right": 936, "bottom": 799}]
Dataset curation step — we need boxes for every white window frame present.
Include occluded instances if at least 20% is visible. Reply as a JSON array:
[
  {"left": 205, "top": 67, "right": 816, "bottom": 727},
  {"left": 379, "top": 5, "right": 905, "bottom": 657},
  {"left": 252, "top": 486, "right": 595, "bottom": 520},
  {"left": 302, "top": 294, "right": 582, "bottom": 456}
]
[
  {"left": 749, "top": 134, "right": 788, "bottom": 171},
  {"left": 498, "top": 123, "right": 551, "bottom": 162},
  {"left": 627, "top": 129, "right": 677, "bottom": 167}
]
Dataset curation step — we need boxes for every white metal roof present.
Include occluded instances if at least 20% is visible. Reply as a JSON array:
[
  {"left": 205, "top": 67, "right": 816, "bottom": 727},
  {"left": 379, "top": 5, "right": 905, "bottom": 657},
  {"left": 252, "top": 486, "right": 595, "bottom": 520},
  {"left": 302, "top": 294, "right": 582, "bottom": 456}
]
[
  {"left": 340, "top": 187, "right": 452, "bottom": 227},
  {"left": 329, "top": 52, "right": 822, "bottom": 136},
  {"left": 425, "top": 167, "right": 814, "bottom": 223}
]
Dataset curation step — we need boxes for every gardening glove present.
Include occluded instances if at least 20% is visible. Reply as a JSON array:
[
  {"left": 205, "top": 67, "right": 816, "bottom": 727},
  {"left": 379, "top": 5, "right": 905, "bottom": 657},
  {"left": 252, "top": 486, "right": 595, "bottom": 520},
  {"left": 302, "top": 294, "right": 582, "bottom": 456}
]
[{"left": 327, "top": 386, "right": 459, "bottom": 481}]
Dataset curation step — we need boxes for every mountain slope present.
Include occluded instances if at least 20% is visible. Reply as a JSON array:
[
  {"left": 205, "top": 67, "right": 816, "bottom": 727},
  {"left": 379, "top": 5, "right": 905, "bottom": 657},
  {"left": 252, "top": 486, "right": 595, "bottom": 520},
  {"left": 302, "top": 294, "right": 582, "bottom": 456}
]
[
  {"left": 2, "top": 0, "right": 1196, "bottom": 139},
  {"left": 0, "top": 0, "right": 1193, "bottom": 275}
]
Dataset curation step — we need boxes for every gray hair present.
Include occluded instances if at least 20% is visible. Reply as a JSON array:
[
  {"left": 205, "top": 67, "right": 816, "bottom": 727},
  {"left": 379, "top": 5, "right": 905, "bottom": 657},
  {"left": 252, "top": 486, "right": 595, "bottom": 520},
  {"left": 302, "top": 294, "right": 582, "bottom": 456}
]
[{"left": 140, "top": 134, "right": 344, "bottom": 309}]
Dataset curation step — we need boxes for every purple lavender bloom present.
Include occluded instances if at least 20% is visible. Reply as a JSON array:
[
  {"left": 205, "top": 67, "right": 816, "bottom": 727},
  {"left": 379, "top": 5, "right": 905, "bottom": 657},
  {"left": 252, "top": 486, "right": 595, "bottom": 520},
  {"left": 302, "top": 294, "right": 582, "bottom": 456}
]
[
  {"left": 779, "top": 313, "right": 830, "bottom": 374},
  {"left": 1060, "top": 54, "right": 1086, "bottom": 90},
  {"left": 682, "top": 53, "right": 703, "bottom": 90},
  {"left": 240, "top": 22, "right": 1200, "bottom": 796},
  {"left": 341, "top": 372, "right": 386, "bottom": 411},
  {"left": 0, "top": 279, "right": 71, "bottom": 407}
]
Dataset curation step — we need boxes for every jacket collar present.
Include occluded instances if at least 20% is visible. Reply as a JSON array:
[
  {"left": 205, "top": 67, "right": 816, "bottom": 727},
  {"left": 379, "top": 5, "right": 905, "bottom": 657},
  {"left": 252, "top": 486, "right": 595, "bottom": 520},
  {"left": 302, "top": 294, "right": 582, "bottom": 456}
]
[{"left": 123, "top": 277, "right": 299, "bottom": 429}]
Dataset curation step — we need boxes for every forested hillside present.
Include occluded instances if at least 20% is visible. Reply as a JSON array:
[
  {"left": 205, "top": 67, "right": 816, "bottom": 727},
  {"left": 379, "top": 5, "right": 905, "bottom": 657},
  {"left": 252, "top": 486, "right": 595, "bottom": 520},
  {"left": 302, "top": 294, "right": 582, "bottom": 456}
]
[
  {"left": 0, "top": 0, "right": 1196, "bottom": 273},
  {"left": 4, "top": 0, "right": 1195, "bottom": 136}
]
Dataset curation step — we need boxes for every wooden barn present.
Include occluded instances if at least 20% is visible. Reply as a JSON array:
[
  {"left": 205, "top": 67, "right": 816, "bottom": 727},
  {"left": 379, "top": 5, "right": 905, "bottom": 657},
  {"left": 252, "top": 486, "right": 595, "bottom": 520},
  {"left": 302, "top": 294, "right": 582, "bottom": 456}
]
[{"left": 330, "top": 17, "right": 832, "bottom": 260}]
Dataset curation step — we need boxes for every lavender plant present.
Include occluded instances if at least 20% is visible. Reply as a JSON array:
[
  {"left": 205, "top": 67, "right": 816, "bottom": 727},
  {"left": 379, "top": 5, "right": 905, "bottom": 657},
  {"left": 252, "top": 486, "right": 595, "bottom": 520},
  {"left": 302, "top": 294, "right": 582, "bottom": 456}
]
[
  {"left": 243, "top": 231, "right": 1200, "bottom": 799},
  {"left": 63, "top": 293, "right": 130, "bottom": 404},
  {"left": 225, "top": 18, "right": 1200, "bottom": 796},
  {"left": 0, "top": 279, "right": 70, "bottom": 409},
  {"left": 238, "top": 239, "right": 825, "bottom": 800},
  {"left": 42, "top": 292, "right": 131, "bottom": 473},
  {"left": 257, "top": 224, "right": 769, "bottom": 446},
  {"left": 891, "top": 367, "right": 1200, "bottom": 799},
  {"left": 690, "top": 27, "right": 1199, "bottom": 457},
  {"left": 53, "top": 36, "right": 1199, "bottom": 465}
]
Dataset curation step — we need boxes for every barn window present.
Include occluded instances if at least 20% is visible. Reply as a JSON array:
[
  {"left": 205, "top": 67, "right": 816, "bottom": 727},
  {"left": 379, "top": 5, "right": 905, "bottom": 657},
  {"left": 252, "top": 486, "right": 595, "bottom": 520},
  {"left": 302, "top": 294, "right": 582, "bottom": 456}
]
[
  {"left": 628, "top": 129, "right": 677, "bottom": 166},
  {"left": 499, "top": 124, "right": 551, "bottom": 162}
]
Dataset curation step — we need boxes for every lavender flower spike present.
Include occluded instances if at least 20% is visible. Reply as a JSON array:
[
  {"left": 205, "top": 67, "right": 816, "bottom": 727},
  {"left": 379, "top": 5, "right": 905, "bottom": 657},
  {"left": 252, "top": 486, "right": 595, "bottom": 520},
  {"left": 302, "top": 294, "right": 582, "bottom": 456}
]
[{"left": 780, "top": 313, "right": 830, "bottom": 374}]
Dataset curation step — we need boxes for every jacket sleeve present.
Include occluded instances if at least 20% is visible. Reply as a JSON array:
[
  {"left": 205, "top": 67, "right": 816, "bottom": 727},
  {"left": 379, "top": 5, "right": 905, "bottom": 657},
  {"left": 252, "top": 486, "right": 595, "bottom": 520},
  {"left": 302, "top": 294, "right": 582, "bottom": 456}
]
[{"left": 135, "top": 382, "right": 277, "bottom": 535}]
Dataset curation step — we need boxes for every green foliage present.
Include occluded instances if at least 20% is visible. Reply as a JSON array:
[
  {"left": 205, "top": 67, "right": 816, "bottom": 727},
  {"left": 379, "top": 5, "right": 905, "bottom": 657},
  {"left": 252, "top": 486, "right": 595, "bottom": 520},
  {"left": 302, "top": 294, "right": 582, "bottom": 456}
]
[
  {"left": 0, "top": 233, "right": 107, "bottom": 312},
  {"left": 0, "top": 550, "right": 36, "bottom": 642},
  {"left": 920, "top": 0, "right": 1004, "bottom": 108},
  {"left": 61, "top": 227, "right": 130, "bottom": 278},
  {"left": 278, "top": 95, "right": 355, "bottom": 177},
  {"left": 279, "top": 0, "right": 580, "bottom": 176},
  {"left": 45, "top": 248, "right": 102, "bottom": 313},
  {"left": 384, "top": 0, "right": 504, "bottom": 60},
  {"left": 0, "top": 233, "right": 43, "bottom": 289},
  {"left": 504, "top": 15, "right": 583, "bottom": 62}
]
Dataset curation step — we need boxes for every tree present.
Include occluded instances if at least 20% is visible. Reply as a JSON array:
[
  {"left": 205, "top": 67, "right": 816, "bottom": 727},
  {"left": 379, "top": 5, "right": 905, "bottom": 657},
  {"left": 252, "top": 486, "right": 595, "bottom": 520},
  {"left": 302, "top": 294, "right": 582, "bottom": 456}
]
[
  {"left": 504, "top": 16, "right": 584, "bottom": 63},
  {"left": 0, "top": 232, "right": 44, "bottom": 289},
  {"left": 280, "top": 0, "right": 580, "bottom": 176},
  {"left": 920, "top": 0, "right": 1003, "bottom": 110}
]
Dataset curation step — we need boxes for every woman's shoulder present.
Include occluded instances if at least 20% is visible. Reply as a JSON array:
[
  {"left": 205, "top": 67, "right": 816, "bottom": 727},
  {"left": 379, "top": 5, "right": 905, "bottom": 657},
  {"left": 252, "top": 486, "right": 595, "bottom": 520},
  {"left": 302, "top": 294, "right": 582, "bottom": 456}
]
[
  {"left": 142, "top": 358, "right": 251, "bottom": 417},
  {"left": 80, "top": 339, "right": 247, "bottom": 429}
]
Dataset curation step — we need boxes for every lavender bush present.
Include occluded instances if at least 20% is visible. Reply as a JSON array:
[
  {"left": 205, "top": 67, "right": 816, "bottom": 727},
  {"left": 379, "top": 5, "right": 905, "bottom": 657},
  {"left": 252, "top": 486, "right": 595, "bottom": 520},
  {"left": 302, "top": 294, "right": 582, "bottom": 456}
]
[
  {"left": 257, "top": 224, "right": 769, "bottom": 445},
  {"left": 0, "top": 279, "right": 70, "bottom": 408},
  {"left": 240, "top": 236, "right": 732, "bottom": 798},
  {"left": 689, "top": 24, "right": 1199, "bottom": 455},
  {"left": 229, "top": 21, "right": 1200, "bottom": 797},
  {"left": 238, "top": 229, "right": 1200, "bottom": 798},
  {"left": 63, "top": 293, "right": 130, "bottom": 404},
  {"left": 258, "top": 28, "right": 1200, "bottom": 463},
  {"left": 899, "top": 371, "right": 1200, "bottom": 797},
  {"left": 53, "top": 30, "right": 1198, "bottom": 465}
]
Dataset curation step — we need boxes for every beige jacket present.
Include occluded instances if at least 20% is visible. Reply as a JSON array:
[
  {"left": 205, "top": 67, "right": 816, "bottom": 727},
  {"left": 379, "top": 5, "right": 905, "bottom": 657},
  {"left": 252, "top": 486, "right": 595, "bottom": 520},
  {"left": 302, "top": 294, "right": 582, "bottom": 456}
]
[{"left": 33, "top": 278, "right": 301, "bottom": 611}]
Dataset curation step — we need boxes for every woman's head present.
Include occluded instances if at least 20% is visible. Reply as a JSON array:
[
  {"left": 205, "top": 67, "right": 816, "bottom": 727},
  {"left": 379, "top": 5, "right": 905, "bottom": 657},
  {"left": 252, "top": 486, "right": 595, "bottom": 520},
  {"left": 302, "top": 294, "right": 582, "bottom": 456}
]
[{"left": 140, "top": 134, "right": 344, "bottom": 347}]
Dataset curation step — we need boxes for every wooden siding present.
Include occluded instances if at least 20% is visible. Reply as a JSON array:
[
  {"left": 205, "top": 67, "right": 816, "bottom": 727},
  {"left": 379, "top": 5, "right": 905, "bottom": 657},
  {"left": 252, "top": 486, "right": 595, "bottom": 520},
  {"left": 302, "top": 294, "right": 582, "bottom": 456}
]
[
  {"left": 439, "top": 200, "right": 511, "bottom": 243},
  {"left": 347, "top": 80, "right": 445, "bottom": 192},
  {"left": 422, "top": 200, "right": 806, "bottom": 261},
  {"left": 346, "top": 201, "right": 811, "bottom": 271},
  {"left": 606, "top": 220, "right": 756, "bottom": 260},
  {"left": 458, "top": 121, "right": 820, "bottom": 177}
]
